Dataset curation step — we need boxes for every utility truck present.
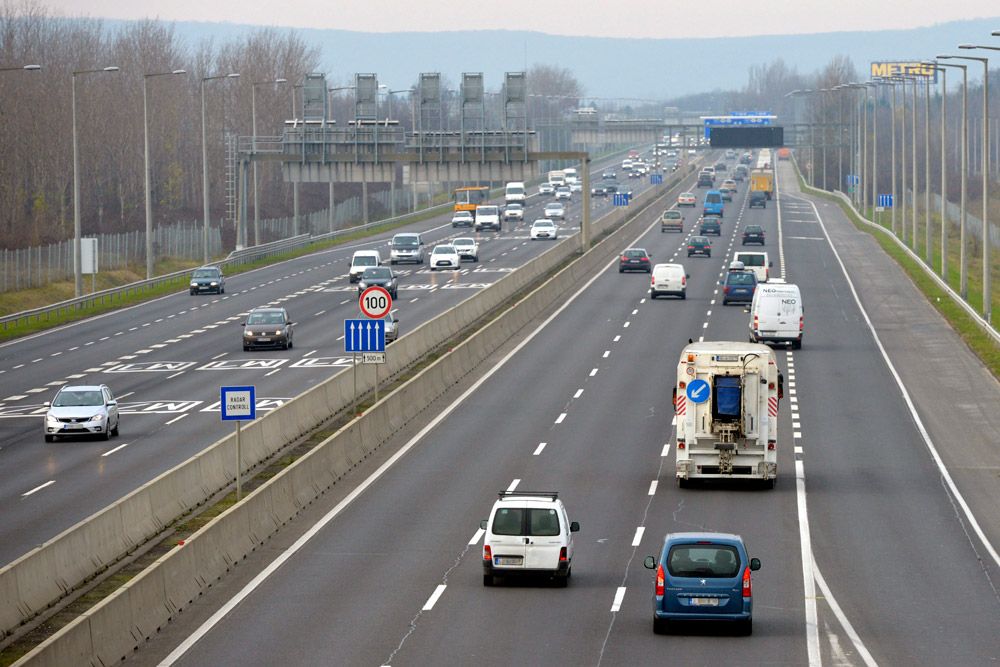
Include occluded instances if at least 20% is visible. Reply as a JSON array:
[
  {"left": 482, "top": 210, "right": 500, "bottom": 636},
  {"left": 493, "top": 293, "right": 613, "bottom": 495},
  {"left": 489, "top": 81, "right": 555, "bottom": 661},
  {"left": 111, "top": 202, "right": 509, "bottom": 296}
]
[{"left": 673, "top": 341, "right": 783, "bottom": 488}]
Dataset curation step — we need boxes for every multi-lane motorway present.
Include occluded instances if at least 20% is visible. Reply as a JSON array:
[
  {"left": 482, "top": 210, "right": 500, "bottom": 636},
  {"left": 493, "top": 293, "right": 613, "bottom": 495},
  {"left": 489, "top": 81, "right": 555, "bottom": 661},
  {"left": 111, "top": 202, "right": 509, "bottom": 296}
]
[
  {"left": 0, "top": 152, "right": 663, "bottom": 565},
  {"left": 8, "top": 150, "right": 1000, "bottom": 666}
]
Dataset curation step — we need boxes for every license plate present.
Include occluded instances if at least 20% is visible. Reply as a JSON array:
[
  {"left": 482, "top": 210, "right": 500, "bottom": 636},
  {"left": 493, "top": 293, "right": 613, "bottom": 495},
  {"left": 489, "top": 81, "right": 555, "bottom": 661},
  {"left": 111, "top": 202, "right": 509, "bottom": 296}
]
[
  {"left": 690, "top": 597, "right": 719, "bottom": 606},
  {"left": 494, "top": 556, "right": 523, "bottom": 566},
  {"left": 257, "top": 337, "right": 271, "bottom": 342}
]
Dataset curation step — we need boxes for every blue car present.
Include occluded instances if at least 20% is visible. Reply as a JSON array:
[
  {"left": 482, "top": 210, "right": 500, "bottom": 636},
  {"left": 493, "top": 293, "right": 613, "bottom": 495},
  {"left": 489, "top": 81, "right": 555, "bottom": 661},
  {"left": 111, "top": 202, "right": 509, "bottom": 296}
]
[
  {"left": 703, "top": 190, "right": 724, "bottom": 217},
  {"left": 721, "top": 268, "right": 757, "bottom": 305},
  {"left": 644, "top": 532, "right": 760, "bottom": 635}
]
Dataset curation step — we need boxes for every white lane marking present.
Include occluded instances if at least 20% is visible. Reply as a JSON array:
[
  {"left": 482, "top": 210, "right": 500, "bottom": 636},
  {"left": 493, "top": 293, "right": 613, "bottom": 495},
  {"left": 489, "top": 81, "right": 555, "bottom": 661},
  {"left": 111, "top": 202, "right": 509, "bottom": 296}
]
[
  {"left": 710, "top": 299, "right": 715, "bottom": 305},
  {"left": 22, "top": 480, "right": 55, "bottom": 497},
  {"left": 813, "top": 565, "right": 879, "bottom": 667},
  {"left": 796, "top": 449, "right": 822, "bottom": 665},
  {"left": 211, "top": 353, "right": 227, "bottom": 360},
  {"left": 340, "top": 299, "right": 350, "bottom": 305},
  {"left": 639, "top": 298, "right": 646, "bottom": 304},
  {"left": 573, "top": 388, "right": 584, "bottom": 399},
  {"left": 4, "top": 395, "right": 26, "bottom": 401},
  {"left": 661, "top": 444, "right": 671, "bottom": 457},
  {"left": 623, "top": 321, "right": 630, "bottom": 328},
  {"left": 25, "top": 388, "right": 47, "bottom": 394},
  {"left": 610, "top": 586, "right": 627, "bottom": 612},
  {"left": 422, "top": 584, "right": 447, "bottom": 611},
  {"left": 671, "top": 415, "right": 677, "bottom": 426},
  {"left": 265, "top": 369, "right": 282, "bottom": 377},
  {"left": 533, "top": 442, "right": 547, "bottom": 456},
  {"left": 167, "top": 371, "right": 185, "bottom": 380},
  {"left": 589, "top": 368, "right": 598, "bottom": 377},
  {"left": 631, "top": 309, "right": 638, "bottom": 315},
  {"left": 793, "top": 422, "right": 802, "bottom": 428},
  {"left": 702, "top": 322, "right": 708, "bottom": 329},
  {"left": 555, "top": 413, "right": 567, "bottom": 424},
  {"left": 795, "top": 446, "right": 804, "bottom": 454},
  {"left": 314, "top": 310, "right": 326, "bottom": 317},
  {"left": 336, "top": 335, "right": 345, "bottom": 341},
  {"left": 647, "top": 480, "right": 658, "bottom": 496},
  {"left": 602, "top": 350, "right": 610, "bottom": 358},
  {"left": 613, "top": 335, "right": 621, "bottom": 342},
  {"left": 468, "top": 528, "right": 485, "bottom": 545},
  {"left": 102, "top": 442, "right": 130, "bottom": 457},
  {"left": 13, "top": 364, "right": 24, "bottom": 369},
  {"left": 165, "top": 414, "right": 188, "bottom": 425},
  {"left": 506, "top": 479, "right": 521, "bottom": 492},
  {"left": 794, "top": 432, "right": 802, "bottom": 439},
  {"left": 631, "top": 527, "right": 645, "bottom": 547}
]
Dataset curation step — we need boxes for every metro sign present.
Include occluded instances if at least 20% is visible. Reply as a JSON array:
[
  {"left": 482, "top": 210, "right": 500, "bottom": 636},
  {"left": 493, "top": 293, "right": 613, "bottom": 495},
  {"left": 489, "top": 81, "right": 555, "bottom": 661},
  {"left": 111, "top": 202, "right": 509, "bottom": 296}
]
[{"left": 871, "top": 61, "right": 937, "bottom": 82}]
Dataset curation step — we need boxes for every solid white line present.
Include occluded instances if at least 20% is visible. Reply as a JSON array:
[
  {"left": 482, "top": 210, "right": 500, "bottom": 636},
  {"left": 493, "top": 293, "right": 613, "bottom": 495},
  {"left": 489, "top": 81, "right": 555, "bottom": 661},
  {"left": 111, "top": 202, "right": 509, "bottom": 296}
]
[
  {"left": 506, "top": 478, "right": 521, "bottom": 492},
  {"left": 647, "top": 480, "right": 658, "bottom": 496},
  {"left": 661, "top": 444, "right": 671, "bottom": 457},
  {"left": 610, "top": 586, "right": 627, "bottom": 612},
  {"left": 589, "top": 368, "right": 598, "bottom": 377},
  {"left": 533, "top": 442, "right": 547, "bottom": 456},
  {"left": 573, "top": 388, "right": 584, "bottom": 399},
  {"left": 468, "top": 528, "right": 485, "bottom": 545},
  {"left": 22, "top": 480, "right": 55, "bottom": 497},
  {"left": 555, "top": 413, "right": 567, "bottom": 424},
  {"left": 631, "top": 527, "right": 645, "bottom": 547},
  {"left": 813, "top": 564, "right": 879, "bottom": 667},
  {"left": 101, "top": 442, "right": 130, "bottom": 457},
  {"left": 422, "top": 584, "right": 447, "bottom": 611},
  {"left": 165, "top": 414, "right": 188, "bottom": 425},
  {"left": 794, "top": 460, "right": 822, "bottom": 666}
]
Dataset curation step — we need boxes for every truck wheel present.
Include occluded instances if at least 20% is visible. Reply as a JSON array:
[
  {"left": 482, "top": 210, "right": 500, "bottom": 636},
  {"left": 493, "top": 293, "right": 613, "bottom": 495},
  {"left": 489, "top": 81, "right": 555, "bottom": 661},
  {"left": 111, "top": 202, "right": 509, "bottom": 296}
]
[
  {"left": 762, "top": 478, "right": 775, "bottom": 490},
  {"left": 678, "top": 478, "right": 690, "bottom": 489},
  {"left": 792, "top": 340, "right": 802, "bottom": 350}
]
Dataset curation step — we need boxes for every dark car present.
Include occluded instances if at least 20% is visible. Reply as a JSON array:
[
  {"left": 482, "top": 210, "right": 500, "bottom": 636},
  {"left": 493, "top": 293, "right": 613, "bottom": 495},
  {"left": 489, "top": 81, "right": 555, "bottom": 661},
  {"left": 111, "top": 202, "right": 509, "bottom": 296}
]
[
  {"left": 190, "top": 266, "right": 225, "bottom": 295},
  {"left": 591, "top": 183, "right": 609, "bottom": 196},
  {"left": 358, "top": 266, "right": 398, "bottom": 299},
  {"left": 742, "top": 225, "right": 766, "bottom": 246},
  {"left": 749, "top": 191, "right": 767, "bottom": 209},
  {"left": 643, "top": 532, "right": 760, "bottom": 635},
  {"left": 602, "top": 171, "right": 617, "bottom": 180},
  {"left": 721, "top": 269, "right": 758, "bottom": 305},
  {"left": 242, "top": 307, "right": 294, "bottom": 351},
  {"left": 383, "top": 309, "right": 400, "bottom": 343},
  {"left": 603, "top": 182, "right": 632, "bottom": 197},
  {"left": 696, "top": 174, "right": 714, "bottom": 188},
  {"left": 714, "top": 162, "right": 728, "bottom": 172},
  {"left": 687, "top": 236, "right": 712, "bottom": 257},
  {"left": 700, "top": 217, "right": 722, "bottom": 236},
  {"left": 619, "top": 248, "right": 652, "bottom": 273}
]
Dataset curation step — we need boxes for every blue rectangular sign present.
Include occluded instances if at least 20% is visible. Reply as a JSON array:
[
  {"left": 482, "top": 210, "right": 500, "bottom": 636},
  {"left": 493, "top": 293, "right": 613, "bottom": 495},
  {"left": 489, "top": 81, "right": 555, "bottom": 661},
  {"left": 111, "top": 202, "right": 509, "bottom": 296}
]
[
  {"left": 220, "top": 385, "right": 256, "bottom": 421},
  {"left": 344, "top": 318, "right": 385, "bottom": 353},
  {"left": 613, "top": 193, "right": 631, "bottom": 207},
  {"left": 878, "top": 194, "right": 894, "bottom": 208},
  {"left": 651, "top": 174, "right": 664, "bottom": 185}
]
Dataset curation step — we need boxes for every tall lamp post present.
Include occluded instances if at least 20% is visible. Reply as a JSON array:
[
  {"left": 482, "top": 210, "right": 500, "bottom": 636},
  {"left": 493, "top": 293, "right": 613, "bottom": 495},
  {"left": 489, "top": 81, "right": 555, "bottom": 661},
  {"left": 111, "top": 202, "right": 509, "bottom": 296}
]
[
  {"left": 72, "top": 66, "right": 119, "bottom": 297},
  {"left": 200, "top": 71, "right": 239, "bottom": 265},
  {"left": 922, "top": 62, "right": 948, "bottom": 273},
  {"left": 950, "top": 48, "right": 992, "bottom": 322},
  {"left": 143, "top": 69, "right": 186, "bottom": 280},
  {"left": 250, "top": 78, "right": 287, "bottom": 248},
  {"left": 936, "top": 60, "right": 969, "bottom": 295}
]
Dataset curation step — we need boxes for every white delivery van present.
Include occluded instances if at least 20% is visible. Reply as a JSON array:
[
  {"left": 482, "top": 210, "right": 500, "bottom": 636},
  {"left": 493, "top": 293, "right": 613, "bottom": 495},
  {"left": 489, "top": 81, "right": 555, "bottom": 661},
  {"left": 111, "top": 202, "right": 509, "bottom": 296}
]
[
  {"left": 734, "top": 251, "right": 771, "bottom": 283},
  {"left": 547, "top": 170, "right": 567, "bottom": 187},
  {"left": 562, "top": 167, "right": 578, "bottom": 184},
  {"left": 505, "top": 181, "right": 526, "bottom": 204},
  {"left": 749, "top": 282, "right": 803, "bottom": 349},
  {"left": 650, "top": 263, "right": 688, "bottom": 299},
  {"left": 474, "top": 205, "right": 501, "bottom": 232},
  {"left": 349, "top": 249, "right": 381, "bottom": 283}
]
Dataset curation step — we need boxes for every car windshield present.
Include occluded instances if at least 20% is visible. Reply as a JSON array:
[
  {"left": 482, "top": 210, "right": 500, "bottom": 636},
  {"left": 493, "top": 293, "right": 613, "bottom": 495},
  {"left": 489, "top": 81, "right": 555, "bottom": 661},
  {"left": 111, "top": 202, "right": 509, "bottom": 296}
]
[
  {"left": 667, "top": 544, "right": 741, "bottom": 578},
  {"left": 454, "top": 238, "right": 474, "bottom": 247},
  {"left": 737, "top": 255, "right": 765, "bottom": 267},
  {"left": 392, "top": 237, "right": 418, "bottom": 248},
  {"left": 455, "top": 212, "right": 472, "bottom": 219},
  {"left": 353, "top": 256, "right": 378, "bottom": 267},
  {"left": 534, "top": 221, "right": 554, "bottom": 228},
  {"left": 557, "top": 187, "right": 569, "bottom": 193},
  {"left": 247, "top": 311, "right": 285, "bottom": 325},
  {"left": 692, "top": 237, "right": 709, "bottom": 245},
  {"left": 478, "top": 206, "right": 498, "bottom": 215},
  {"left": 53, "top": 390, "right": 104, "bottom": 407},
  {"left": 727, "top": 272, "right": 756, "bottom": 285},
  {"left": 433, "top": 246, "right": 455, "bottom": 254},
  {"left": 192, "top": 269, "right": 218, "bottom": 279},
  {"left": 506, "top": 203, "right": 522, "bottom": 211},
  {"left": 545, "top": 204, "right": 562, "bottom": 210},
  {"left": 362, "top": 267, "right": 392, "bottom": 279},
  {"left": 507, "top": 186, "right": 524, "bottom": 195}
]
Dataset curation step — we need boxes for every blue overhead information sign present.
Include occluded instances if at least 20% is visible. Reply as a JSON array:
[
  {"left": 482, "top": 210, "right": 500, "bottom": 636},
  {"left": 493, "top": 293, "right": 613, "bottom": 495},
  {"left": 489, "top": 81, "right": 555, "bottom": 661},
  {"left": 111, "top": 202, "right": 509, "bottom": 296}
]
[
  {"left": 651, "top": 174, "right": 663, "bottom": 185},
  {"left": 344, "top": 318, "right": 385, "bottom": 353},
  {"left": 613, "top": 193, "right": 631, "bottom": 207}
]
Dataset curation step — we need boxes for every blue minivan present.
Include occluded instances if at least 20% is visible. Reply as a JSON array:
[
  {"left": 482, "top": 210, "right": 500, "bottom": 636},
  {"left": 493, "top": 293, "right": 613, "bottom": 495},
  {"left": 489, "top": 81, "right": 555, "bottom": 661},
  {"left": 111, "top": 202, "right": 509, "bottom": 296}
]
[
  {"left": 644, "top": 532, "right": 760, "bottom": 635},
  {"left": 703, "top": 190, "right": 724, "bottom": 217}
]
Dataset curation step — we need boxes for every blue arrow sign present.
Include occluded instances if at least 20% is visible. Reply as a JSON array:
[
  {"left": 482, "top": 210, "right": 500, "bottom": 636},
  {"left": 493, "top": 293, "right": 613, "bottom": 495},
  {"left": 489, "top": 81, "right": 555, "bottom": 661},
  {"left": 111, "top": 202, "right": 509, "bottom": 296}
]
[
  {"left": 651, "top": 174, "right": 664, "bottom": 185},
  {"left": 345, "top": 319, "right": 385, "bottom": 353},
  {"left": 878, "top": 194, "right": 894, "bottom": 208},
  {"left": 686, "top": 379, "right": 710, "bottom": 404},
  {"left": 613, "top": 193, "right": 631, "bottom": 207}
]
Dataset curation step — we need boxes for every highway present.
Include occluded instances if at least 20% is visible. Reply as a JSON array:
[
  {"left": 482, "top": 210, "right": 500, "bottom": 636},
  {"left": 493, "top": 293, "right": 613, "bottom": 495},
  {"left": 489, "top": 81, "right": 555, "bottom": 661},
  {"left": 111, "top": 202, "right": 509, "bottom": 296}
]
[
  {"left": 0, "top": 150, "right": 668, "bottom": 565},
  {"left": 120, "top": 157, "right": 1000, "bottom": 667}
]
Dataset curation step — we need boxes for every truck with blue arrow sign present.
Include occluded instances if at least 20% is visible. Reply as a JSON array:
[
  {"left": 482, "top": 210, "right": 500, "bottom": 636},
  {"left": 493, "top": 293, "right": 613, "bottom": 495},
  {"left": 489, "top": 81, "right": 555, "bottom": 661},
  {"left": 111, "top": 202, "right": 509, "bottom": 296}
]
[{"left": 673, "top": 341, "right": 783, "bottom": 488}]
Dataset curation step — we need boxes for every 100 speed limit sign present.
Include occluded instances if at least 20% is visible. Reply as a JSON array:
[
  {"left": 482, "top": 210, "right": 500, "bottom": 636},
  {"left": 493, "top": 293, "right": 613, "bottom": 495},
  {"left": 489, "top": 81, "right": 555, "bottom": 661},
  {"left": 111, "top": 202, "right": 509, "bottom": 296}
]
[{"left": 359, "top": 286, "right": 392, "bottom": 319}]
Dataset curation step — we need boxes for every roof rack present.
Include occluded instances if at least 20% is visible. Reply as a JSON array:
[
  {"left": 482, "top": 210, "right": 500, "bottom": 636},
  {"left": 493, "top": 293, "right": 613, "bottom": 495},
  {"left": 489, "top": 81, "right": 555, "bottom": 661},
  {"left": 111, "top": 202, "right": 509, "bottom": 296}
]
[{"left": 497, "top": 491, "right": 558, "bottom": 500}]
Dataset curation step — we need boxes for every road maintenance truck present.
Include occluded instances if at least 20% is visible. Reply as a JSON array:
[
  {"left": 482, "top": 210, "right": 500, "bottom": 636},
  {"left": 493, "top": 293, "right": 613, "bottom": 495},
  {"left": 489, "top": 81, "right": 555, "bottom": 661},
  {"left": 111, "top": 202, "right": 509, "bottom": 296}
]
[{"left": 673, "top": 341, "right": 783, "bottom": 488}]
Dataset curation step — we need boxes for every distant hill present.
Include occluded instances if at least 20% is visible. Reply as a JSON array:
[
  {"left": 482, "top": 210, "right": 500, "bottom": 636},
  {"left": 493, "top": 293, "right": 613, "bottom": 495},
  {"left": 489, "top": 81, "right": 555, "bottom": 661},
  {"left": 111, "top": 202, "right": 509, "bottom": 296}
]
[{"left": 109, "top": 18, "right": 1000, "bottom": 98}]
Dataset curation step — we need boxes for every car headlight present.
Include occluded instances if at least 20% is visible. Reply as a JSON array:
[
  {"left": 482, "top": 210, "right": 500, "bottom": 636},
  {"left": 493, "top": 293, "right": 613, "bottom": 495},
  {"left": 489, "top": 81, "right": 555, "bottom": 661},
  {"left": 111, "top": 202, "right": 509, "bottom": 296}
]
[
  {"left": 359, "top": 282, "right": 368, "bottom": 289},
  {"left": 274, "top": 330, "right": 282, "bottom": 336},
  {"left": 244, "top": 331, "right": 253, "bottom": 338},
  {"left": 91, "top": 413, "right": 105, "bottom": 423},
  {"left": 210, "top": 281, "right": 218, "bottom": 286},
  {"left": 191, "top": 281, "right": 198, "bottom": 287},
  {"left": 45, "top": 413, "right": 59, "bottom": 424}
]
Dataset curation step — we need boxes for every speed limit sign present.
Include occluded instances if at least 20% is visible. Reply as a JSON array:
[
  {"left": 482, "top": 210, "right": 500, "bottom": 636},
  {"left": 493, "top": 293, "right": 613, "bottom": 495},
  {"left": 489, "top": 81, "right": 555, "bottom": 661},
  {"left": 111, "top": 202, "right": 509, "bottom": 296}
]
[{"left": 359, "top": 286, "right": 393, "bottom": 319}]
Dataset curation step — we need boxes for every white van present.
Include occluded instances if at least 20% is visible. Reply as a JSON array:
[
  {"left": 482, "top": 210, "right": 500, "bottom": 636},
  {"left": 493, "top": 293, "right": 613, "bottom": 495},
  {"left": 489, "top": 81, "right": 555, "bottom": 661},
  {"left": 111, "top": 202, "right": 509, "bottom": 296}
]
[
  {"left": 474, "top": 205, "right": 501, "bottom": 232},
  {"left": 349, "top": 249, "right": 381, "bottom": 283},
  {"left": 734, "top": 251, "right": 771, "bottom": 283},
  {"left": 749, "top": 282, "right": 803, "bottom": 349},
  {"left": 650, "top": 263, "right": 688, "bottom": 299},
  {"left": 388, "top": 232, "right": 424, "bottom": 265},
  {"left": 505, "top": 181, "right": 526, "bottom": 204},
  {"left": 562, "top": 168, "right": 578, "bottom": 184},
  {"left": 547, "top": 170, "right": 567, "bottom": 187},
  {"left": 481, "top": 491, "right": 579, "bottom": 587}
]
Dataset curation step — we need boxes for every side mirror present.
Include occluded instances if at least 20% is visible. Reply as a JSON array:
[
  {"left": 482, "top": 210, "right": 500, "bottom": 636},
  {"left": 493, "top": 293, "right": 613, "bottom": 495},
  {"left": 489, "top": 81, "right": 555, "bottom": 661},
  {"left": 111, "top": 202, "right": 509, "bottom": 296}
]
[
  {"left": 686, "top": 274, "right": 691, "bottom": 279},
  {"left": 750, "top": 557, "right": 761, "bottom": 571},
  {"left": 107, "top": 399, "right": 118, "bottom": 407},
  {"left": 287, "top": 321, "right": 294, "bottom": 326},
  {"left": 241, "top": 322, "right": 246, "bottom": 327},
  {"left": 643, "top": 555, "right": 657, "bottom": 569},
  {"left": 43, "top": 401, "right": 51, "bottom": 407},
  {"left": 769, "top": 261, "right": 774, "bottom": 267},
  {"left": 480, "top": 519, "right": 488, "bottom": 530},
  {"left": 570, "top": 521, "right": 580, "bottom": 533}
]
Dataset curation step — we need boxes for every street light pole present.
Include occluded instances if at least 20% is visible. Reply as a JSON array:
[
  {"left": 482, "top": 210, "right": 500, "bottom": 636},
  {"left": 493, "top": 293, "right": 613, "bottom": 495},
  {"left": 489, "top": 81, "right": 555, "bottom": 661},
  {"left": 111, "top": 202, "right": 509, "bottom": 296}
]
[
  {"left": 924, "top": 62, "right": 949, "bottom": 277},
  {"left": 144, "top": 69, "right": 186, "bottom": 280},
  {"left": 72, "top": 66, "right": 119, "bottom": 297},
  {"left": 201, "top": 72, "right": 240, "bottom": 265},
  {"left": 251, "top": 78, "right": 287, "bottom": 248},
  {"left": 938, "top": 58, "right": 971, "bottom": 298}
]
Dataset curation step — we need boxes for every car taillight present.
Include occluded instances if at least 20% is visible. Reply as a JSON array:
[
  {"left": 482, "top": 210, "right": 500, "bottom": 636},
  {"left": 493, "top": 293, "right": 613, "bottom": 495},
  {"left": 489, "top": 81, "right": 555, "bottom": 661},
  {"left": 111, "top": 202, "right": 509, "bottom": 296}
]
[
  {"left": 742, "top": 567, "right": 752, "bottom": 598},
  {"left": 681, "top": 275, "right": 686, "bottom": 286},
  {"left": 641, "top": 257, "right": 649, "bottom": 262},
  {"left": 723, "top": 286, "right": 730, "bottom": 294},
  {"left": 765, "top": 268, "right": 769, "bottom": 281},
  {"left": 559, "top": 547, "right": 568, "bottom": 562},
  {"left": 800, "top": 316, "right": 804, "bottom": 331},
  {"left": 656, "top": 564, "right": 665, "bottom": 596},
  {"left": 621, "top": 255, "right": 628, "bottom": 262},
  {"left": 651, "top": 276, "right": 656, "bottom": 286},
  {"left": 483, "top": 545, "right": 492, "bottom": 561},
  {"left": 678, "top": 440, "right": 685, "bottom": 449},
  {"left": 687, "top": 245, "right": 694, "bottom": 250},
  {"left": 753, "top": 315, "right": 759, "bottom": 330},
  {"left": 767, "top": 440, "right": 776, "bottom": 450}
]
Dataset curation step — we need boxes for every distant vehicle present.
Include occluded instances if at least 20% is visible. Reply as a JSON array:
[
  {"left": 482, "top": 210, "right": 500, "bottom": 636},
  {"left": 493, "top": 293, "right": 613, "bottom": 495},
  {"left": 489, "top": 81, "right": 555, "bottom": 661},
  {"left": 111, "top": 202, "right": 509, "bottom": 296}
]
[
  {"left": 349, "top": 250, "right": 381, "bottom": 283},
  {"left": 539, "top": 182, "right": 555, "bottom": 195},
  {"left": 544, "top": 202, "right": 566, "bottom": 220},
  {"left": 622, "top": 159, "right": 634, "bottom": 170},
  {"left": 562, "top": 167, "right": 578, "bottom": 183},
  {"left": 452, "top": 210, "right": 475, "bottom": 228},
  {"left": 748, "top": 191, "right": 767, "bottom": 209},
  {"left": 569, "top": 181, "right": 583, "bottom": 193},
  {"left": 555, "top": 186, "right": 572, "bottom": 200},
  {"left": 452, "top": 237, "right": 480, "bottom": 262},
  {"left": 734, "top": 251, "right": 771, "bottom": 283},
  {"left": 750, "top": 282, "right": 803, "bottom": 348},
  {"left": 505, "top": 181, "right": 526, "bottom": 204},
  {"left": 530, "top": 219, "right": 558, "bottom": 240},
  {"left": 661, "top": 209, "right": 684, "bottom": 233},
  {"left": 700, "top": 217, "right": 721, "bottom": 236},
  {"left": 601, "top": 170, "right": 617, "bottom": 180},
  {"left": 777, "top": 147, "right": 791, "bottom": 160},
  {"left": 750, "top": 169, "right": 774, "bottom": 200},
  {"left": 697, "top": 173, "right": 714, "bottom": 188},
  {"left": 591, "top": 183, "right": 610, "bottom": 197},
  {"left": 430, "top": 244, "right": 460, "bottom": 270},
  {"left": 714, "top": 161, "right": 728, "bottom": 172},
  {"left": 480, "top": 490, "right": 579, "bottom": 587},
  {"left": 650, "top": 263, "right": 688, "bottom": 299},
  {"left": 475, "top": 205, "right": 502, "bottom": 232},
  {"left": 721, "top": 268, "right": 758, "bottom": 305},
  {"left": 190, "top": 266, "right": 225, "bottom": 295},
  {"left": 388, "top": 232, "right": 424, "bottom": 265},
  {"left": 643, "top": 532, "right": 761, "bottom": 635},
  {"left": 357, "top": 266, "right": 398, "bottom": 299},
  {"left": 453, "top": 185, "right": 489, "bottom": 214},
  {"left": 687, "top": 236, "right": 712, "bottom": 257},
  {"left": 677, "top": 192, "right": 697, "bottom": 207},
  {"left": 503, "top": 203, "right": 524, "bottom": 222},
  {"left": 44, "top": 384, "right": 119, "bottom": 442},
  {"left": 548, "top": 170, "right": 567, "bottom": 186},
  {"left": 242, "top": 306, "right": 294, "bottom": 351},
  {"left": 725, "top": 149, "right": 737, "bottom": 159},
  {"left": 619, "top": 247, "right": 652, "bottom": 273},
  {"left": 742, "top": 224, "right": 766, "bottom": 245}
]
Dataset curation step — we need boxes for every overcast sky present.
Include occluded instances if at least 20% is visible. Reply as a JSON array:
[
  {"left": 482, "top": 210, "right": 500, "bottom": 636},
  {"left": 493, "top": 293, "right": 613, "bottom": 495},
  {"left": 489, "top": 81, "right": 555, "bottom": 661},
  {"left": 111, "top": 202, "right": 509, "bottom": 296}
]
[{"left": 45, "top": 0, "right": 1000, "bottom": 39}]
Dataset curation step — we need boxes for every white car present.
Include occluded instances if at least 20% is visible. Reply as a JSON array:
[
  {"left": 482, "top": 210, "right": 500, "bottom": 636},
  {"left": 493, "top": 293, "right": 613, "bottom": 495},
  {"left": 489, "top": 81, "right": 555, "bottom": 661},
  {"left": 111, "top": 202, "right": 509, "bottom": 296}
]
[
  {"left": 429, "top": 244, "right": 460, "bottom": 271},
  {"left": 474, "top": 204, "right": 502, "bottom": 232},
  {"left": 538, "top": 182, "right": 555, "bottom": 195},
  {"left": 543, "top": 202, "right": 566, "bottom": 220},
  {"left": 451, "top": 210, "right": 474, "bottom": 228},
  {"left": 452, "top": 237, "right": 479, "bottom": 262},
  {"left": 530, "top": 219, "right": 559, "bottom": 240},
  {"left": 388, "top": 232, "right": 424, "bottom": 265},
  {"left": 554, "top": 186, "right": 571, "bottom": 200},
  {"left": 349, "top": 249, "right": 381, "bottom": 283},
  {"left": 481, "top": 491, "right": 579, "bottom": 587},
  {"left": 44, "top": 384, "right": 120, "bottom": 442},
  {"left": 569, "top": 181, "right": 583, "bottom": 193},
  {"left": 503, "top": 203, "right": 524, "bottom": 221},
  {"left": 650, "top": 263, "right": 688, "bottom": 299}
]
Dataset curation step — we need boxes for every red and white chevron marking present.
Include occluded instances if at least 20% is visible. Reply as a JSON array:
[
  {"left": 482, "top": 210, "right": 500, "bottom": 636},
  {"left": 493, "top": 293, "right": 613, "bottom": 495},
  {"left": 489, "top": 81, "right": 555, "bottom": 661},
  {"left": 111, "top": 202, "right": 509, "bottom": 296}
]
[
  {"left": 676, "top": 395, "right": 687, "bottom": 415},
  {"left": 768, "top": 396, "right": 778, "bottom": 417}
]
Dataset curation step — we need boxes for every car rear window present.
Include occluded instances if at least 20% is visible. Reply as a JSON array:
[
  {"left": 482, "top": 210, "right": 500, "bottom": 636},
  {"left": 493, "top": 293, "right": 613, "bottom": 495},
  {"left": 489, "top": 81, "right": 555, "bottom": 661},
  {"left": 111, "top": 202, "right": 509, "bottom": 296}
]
[
  {"left": 353, "top": 256, "right": 377, "bottom": 266},
  {"left": 491, "top": 507, "right": 561, "bottom": 536},
  {"left": 667, "top": 544, "right": 741, "bottom": 578},
  {"left": 727, "top": 272, "right": 756, "bottom": 285},
  {"left": 625, "top": 249, "right": 646, "bottom": 258},
  {"left": 706, "top": 194, "right": 721, "bottom": 204},
  {"left": 528, "top": 508, "right": 561, "bottom": 536},
  {"left": 491, "top": 508, "right": 523, "bottom": 535}
]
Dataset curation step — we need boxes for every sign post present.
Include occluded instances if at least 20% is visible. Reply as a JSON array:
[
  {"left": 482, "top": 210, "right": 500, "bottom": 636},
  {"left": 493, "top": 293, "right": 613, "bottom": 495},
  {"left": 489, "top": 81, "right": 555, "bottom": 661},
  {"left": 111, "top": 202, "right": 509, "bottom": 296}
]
[
  {"left": 220, "top": 385, "right": 256, "bottom": 500},
  {"left": 346, "top": 285, "right": 392, "bottom": 415}
]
